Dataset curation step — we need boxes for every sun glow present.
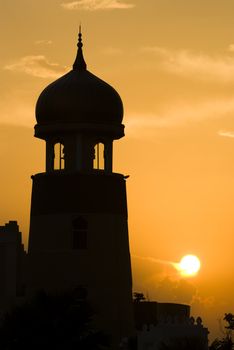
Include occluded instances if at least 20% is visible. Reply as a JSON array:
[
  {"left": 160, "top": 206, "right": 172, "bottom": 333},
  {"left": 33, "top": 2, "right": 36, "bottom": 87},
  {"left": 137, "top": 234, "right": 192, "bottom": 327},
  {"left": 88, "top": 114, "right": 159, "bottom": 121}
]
[{"left": 177, "top": 255, "right": 201, "bottom": 277}]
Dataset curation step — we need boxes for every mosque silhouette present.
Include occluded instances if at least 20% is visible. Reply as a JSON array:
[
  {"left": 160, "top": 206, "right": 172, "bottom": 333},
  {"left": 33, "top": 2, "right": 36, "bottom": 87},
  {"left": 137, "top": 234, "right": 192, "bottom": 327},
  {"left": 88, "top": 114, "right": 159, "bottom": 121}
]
[{"left": 0, "top": 30, "right": 209, "bottom": 349}]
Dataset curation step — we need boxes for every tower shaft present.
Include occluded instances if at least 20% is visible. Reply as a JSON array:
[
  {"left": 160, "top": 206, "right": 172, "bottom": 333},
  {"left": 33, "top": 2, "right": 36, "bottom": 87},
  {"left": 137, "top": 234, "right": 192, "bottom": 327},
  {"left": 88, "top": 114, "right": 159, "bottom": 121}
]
[{"left": 28, "top": 172, "right": 134, "bottom": 342}]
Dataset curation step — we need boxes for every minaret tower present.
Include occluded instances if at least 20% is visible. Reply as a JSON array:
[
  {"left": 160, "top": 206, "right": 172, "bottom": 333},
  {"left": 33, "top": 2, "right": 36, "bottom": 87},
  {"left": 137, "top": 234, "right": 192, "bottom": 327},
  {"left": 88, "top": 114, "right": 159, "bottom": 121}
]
[{"left": 28, "top": 29, "right": 134, "bottom": 344}]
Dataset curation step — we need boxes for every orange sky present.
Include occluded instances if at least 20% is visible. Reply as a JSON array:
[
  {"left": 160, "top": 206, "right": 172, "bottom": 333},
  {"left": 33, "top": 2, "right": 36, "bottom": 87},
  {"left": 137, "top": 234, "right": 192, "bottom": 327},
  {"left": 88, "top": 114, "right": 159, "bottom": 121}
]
[{"left": 1, "top": 0, "right": 234, "bottom": 341}]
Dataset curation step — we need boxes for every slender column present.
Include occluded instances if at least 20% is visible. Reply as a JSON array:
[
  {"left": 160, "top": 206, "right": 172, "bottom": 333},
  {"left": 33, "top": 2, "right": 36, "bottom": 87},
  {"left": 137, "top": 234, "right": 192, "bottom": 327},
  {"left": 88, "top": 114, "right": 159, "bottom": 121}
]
[
  {"left": 104, "top": 141, "right": 113, "bottom": 173},
  {"left": 46, "top": 140, "right": 54, "bottom": 172},
  {"left": 75, "top": 135, "right": 83, "bottom": 171}
]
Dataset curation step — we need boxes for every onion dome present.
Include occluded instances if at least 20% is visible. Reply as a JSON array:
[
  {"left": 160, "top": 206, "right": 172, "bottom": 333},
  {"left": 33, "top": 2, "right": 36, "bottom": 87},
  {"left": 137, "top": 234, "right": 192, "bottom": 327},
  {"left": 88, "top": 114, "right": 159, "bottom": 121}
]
[{"left": 35, "top": 28, "right": 123, "bottom": 127}]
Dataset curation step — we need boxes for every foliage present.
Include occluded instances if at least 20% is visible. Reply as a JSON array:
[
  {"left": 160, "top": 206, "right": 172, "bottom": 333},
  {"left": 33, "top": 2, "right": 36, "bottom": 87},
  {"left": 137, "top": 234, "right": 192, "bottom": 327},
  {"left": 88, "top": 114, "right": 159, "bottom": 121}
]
[
  {"left": 224, "top": 314, "right": 234, "bottom": 331},
  {"left": 209, "top": 313, "right": 234, "bottom": 350},
  {"left": 0, "top": 289, "right": 110, "bottom": 350},
  {"left": 209, "top": 336, "right": 233, "bottom": 350},
  {"left": 133, "top": 292, "right": 145, "bottom": 303}
]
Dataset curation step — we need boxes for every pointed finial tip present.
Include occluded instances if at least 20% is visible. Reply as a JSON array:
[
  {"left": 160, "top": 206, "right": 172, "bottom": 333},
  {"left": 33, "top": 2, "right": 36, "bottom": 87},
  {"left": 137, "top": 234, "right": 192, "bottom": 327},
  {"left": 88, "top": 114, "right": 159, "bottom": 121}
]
[
  {"left": 78, "top": 25, "right": 83, "bottom": 48},
  {"left": 73, "top": 27, "right": 87, "bottom": 71}
]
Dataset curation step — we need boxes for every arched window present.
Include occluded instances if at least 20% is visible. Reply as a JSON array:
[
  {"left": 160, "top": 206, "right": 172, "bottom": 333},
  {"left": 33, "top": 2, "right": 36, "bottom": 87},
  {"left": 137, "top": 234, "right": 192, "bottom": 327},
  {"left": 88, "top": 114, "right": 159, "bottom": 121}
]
[
  {"left": 54, "top": 142, "right": 65, "bottom": 170},
  {"left": 72, "top": 217, "right": 88, "bottom": 249},
  {"left": 93, "top": 143, "right": 104, "bottom": 170}
]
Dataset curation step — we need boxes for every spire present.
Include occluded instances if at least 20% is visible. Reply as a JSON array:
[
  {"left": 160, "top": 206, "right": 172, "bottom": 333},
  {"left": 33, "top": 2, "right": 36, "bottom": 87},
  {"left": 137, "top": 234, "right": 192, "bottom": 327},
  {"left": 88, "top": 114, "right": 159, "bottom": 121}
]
[{"left": 73, "top": 26, "right": 87, "bottom": 71}]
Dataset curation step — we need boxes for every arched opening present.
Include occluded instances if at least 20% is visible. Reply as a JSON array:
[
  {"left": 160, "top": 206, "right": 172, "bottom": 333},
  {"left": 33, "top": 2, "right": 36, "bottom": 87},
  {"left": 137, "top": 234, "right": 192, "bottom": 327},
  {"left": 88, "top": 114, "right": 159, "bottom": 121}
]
[
  {"left": 72, "top": 217, "right": 88, "bottom": 250},
  {"left": 54, "top": 142, "right": 65, "bottom": 170},
  {"left": 93, "top": 143, "right": 104, "bottom": 170}
]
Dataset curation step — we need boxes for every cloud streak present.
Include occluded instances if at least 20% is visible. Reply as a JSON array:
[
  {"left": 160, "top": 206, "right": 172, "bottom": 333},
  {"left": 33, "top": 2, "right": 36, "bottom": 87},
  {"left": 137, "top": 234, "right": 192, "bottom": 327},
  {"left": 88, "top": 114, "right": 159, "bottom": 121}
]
[
  {"left": 218, "top": 130, "right": 234, "bottom": 138},
  {"left": 143, "top": 46, "right": 234, "bottom": 83},
  {"left": 102, "top": 46, "right": 123, "bottom": 55},
  {"left": 228, "top": 44, "right": 234, "bottom": 52},
  {"left": 4, "top": 55, "right": 67, "bottom": 79},
  {"left": 132, "top": 254, "right": 176, "bottom": 267},
  {"left": 0, "top": 102, "right": 34, "bottom": 127},
  {"left": 61, "top": 0, "right": 135, "bottom": 10},
  {"left": 126, "top": 98, "right": 234, "bottom": 134},
  {"left": 133, "top": 254, "right": 183, "bottom": 276},
  {"left": 132, "top": 256, "right": 198, "bottom": 303},
  {"left": 35, "top": 40, "right": 53, "bottom": 45}
]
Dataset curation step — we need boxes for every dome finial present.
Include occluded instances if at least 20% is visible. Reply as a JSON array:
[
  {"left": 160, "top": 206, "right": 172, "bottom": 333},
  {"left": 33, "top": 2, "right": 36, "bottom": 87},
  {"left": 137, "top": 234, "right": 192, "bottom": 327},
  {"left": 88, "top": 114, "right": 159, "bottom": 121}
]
[{"left": 73, "top": 25, "right": 87, "bottom": 71}]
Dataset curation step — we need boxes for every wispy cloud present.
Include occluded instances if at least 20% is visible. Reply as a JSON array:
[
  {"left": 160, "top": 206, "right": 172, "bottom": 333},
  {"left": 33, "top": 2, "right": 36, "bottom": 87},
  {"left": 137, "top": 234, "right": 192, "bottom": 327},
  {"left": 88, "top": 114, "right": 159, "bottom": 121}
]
[
  {"left": 4, "top": 55, "right": 67, "bottom": 79},
  {"left": 35, "top": 40, "right": 53, "bottom": 45},
  {"left": 126, "top": 98, "right": 234, "bottom": 134},
  {"left": 61, "top": 0, "right": 135, "bottom": 10},
  {"left": 0, "top": 102, "right": 34, "bottom": 127},
  {"left": 102, "top": 47, "right": 123, "bottom": 55},
  {"left": 132, "top": 255, "right": 198, "bottom": 303},
  {"left": 133, "top": 254, "right": 183, "bottom": 276},
  {"left": 218, "top": 130, "right": 234, "bottom": 138},
  {"left": 133, "top": 254, "right": 176, "bottom": 267},
  {"left": 228, "top": 44, "right": 234, "bottom": 52},
  {"left": 142, "top": 46, "right": 234, "bottom": 83}
]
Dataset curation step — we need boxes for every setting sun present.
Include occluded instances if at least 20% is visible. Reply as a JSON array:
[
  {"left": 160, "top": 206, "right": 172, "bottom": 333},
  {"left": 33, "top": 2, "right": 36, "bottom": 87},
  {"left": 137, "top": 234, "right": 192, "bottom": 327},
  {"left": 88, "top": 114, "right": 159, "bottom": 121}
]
[{"left": 178, "top": 255, "right": 201, "bottom": 277}]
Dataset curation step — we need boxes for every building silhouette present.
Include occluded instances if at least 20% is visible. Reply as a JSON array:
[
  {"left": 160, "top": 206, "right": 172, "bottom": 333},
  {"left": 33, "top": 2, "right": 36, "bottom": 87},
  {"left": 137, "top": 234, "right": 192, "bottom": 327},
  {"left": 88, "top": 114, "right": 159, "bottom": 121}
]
[
  {"left": 0, "top": 221, "right": 26, "bottom": 307},
  {"left": 0, "top": 30, "right": 209, "bottom": 349},
  {"left": 134, "top": 301, "right": 209, "bottom": 349},
  {"left": 27, "top": 29, "right": 134, "bottom": 346}
]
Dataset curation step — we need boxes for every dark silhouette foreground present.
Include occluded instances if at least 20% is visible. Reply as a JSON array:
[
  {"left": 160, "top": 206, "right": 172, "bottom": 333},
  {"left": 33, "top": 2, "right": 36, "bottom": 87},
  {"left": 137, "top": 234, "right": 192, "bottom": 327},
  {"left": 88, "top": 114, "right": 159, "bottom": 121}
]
[
  {"left": 0, "top": 290, "right": 110, "bottom": 349},
  {"left": 210, "top": 313, "right": 234, "bottom": 350},
  {"left": 159, "top": 336, "right": 206, "bottom": 350}
]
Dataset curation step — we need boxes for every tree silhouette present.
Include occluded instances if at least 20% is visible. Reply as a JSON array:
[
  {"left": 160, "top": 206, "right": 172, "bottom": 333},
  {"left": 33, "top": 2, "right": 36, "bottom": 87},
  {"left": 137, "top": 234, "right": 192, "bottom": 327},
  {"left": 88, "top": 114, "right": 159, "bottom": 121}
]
[
  {"left": 133, "top": 292, "right": 145, "bottom": 303},
  {"left": 209, "top": 313, "right": 234, "bottom": 350},
  {"left": 224, "top": 314, "right": 234, "bottom": 331},
  {"left": 0, "top": 289, "right": 110, "bottom": 350},
  {"left": 210, "top": 337, "right": 233, "bottom": 350}
]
